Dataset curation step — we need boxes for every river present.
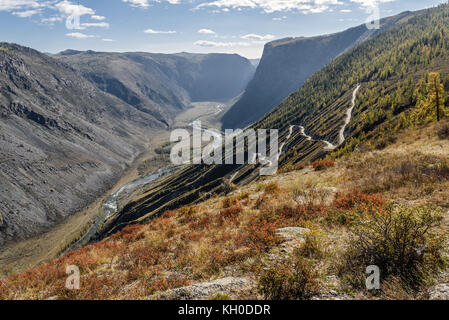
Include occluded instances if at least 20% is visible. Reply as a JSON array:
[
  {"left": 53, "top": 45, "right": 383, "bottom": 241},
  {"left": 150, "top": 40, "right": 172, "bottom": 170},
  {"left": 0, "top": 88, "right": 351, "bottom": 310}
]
[{"left": 61, "top": 166, "right": 178, "bottom": 254}]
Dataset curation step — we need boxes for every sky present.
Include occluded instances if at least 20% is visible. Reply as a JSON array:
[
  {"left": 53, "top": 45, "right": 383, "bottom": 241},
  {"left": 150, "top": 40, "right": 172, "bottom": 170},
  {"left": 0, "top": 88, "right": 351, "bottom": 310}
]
[{"left": 0, "top": 0, "right": 447, "bottom": 59}]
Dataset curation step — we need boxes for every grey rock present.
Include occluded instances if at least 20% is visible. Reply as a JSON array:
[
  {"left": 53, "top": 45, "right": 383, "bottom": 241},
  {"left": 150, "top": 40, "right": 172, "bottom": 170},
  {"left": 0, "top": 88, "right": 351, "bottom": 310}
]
[
  {"left": 149, "top": 277, "right": 252, "bottom": 300},
  {"left": 428, "top": 284, "right": 449, "bottom": 300},
  {"left": 276, "top": 227, "right": 311, "bottom": 242}
]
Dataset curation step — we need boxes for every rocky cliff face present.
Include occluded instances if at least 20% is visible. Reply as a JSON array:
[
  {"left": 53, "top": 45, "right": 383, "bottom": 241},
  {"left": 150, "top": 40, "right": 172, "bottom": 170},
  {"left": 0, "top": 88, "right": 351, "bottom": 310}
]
[
  {"left": 55, "top": 51, "right": 255, "bottom": 126},
  {"left": 221, "top": 11, "right": 417, "bottom": 129},
  {"left": 0, "top": 43, "right": 163, "bottom": 245}
]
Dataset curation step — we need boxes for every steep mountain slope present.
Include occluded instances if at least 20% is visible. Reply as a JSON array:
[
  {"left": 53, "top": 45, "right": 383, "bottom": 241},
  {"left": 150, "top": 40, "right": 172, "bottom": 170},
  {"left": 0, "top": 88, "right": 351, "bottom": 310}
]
[
  {"left": 55, "top": 51, "right": 255, "bottom": 126},
  {"left": 221, "top": 10, "right": 418, "bottom": 129},
  {"left": 99, "top": 4, "right": 449, "bottom": 238},
  {"left": 0, "top": 43, "right": 163, "bottom": 245}
]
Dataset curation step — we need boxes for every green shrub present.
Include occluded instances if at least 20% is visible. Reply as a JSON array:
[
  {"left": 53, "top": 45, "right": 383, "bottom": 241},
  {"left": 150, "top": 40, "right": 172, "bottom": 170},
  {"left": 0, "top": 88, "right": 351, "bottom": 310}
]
[
  {"left": 258, "top": 256, "right": 318, "bottom": 300},
  {"left": 340, "top": 205, "right": 446, "bottom": 291},
  {"left": 295, "top": 230, "right": 324, "bottom": 259}
]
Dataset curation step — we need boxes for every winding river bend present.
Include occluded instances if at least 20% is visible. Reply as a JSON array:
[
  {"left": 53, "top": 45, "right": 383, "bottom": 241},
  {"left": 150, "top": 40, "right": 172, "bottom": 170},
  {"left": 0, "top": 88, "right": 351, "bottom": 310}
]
[{"left": 62, "top": 167, "right": 178, "bottom": 254}]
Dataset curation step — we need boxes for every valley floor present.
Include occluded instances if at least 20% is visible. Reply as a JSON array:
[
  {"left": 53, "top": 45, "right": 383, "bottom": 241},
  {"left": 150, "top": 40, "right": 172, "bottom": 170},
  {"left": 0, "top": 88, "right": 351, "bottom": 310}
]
[{"left": 1, "top": 121, "right": 449, "bottom": 299}]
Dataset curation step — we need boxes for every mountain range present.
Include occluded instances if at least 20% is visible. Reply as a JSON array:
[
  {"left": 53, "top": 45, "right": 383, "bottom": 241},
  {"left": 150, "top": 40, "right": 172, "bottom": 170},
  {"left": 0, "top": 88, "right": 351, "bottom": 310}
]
[{"left": 55, "top": 51, "right": 255, "bottom": 126}]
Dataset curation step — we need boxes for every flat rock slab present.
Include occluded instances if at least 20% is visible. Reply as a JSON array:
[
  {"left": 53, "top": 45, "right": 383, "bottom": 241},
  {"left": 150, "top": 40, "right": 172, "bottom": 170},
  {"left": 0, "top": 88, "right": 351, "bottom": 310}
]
[
  {"left": 428, "top": 283, "right": 449, "bottom": 300},
  {"left": 149, "top": 277, "right": 252, "bottom": 300},
  {"left": 276, "top": 227, "right": 311, "bottom": 242}
]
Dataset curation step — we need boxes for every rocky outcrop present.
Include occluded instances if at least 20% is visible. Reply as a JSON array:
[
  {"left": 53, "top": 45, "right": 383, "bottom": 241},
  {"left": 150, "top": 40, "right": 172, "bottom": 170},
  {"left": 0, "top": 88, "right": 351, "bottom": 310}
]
[
  {"left": 428, "top": 284, "right": 449, "bottom": 300},
  {"left": 149, "top": 277, "right": 253, "bottom": 300}
]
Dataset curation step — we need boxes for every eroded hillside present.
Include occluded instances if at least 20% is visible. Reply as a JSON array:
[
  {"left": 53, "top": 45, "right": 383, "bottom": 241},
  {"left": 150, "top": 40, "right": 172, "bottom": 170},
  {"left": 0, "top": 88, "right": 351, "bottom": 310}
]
[{"left": 0, "top": 43, "right": 163, "bottom": 245}]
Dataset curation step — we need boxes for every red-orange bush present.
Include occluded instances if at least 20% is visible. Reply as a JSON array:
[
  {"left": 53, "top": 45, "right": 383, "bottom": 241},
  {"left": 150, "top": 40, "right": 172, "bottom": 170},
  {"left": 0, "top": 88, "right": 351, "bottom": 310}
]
[
  {"left": 244, "top": 216, "right": 280, "bottom": 252},
  {"left": 312, "top": 160, "right": 336, "bottom": 171},
  {"left": 220, "top": 204, "right": 243, "bottom": 218},
  {"left": 333, "top": 191, "right": 385, "bottom": 210}
]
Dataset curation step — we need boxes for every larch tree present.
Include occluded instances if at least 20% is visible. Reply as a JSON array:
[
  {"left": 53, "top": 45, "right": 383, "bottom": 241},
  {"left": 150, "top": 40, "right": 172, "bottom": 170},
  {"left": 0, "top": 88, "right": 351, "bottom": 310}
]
[
  {"left": 426, "top": 72, "right": 446, "bottom": 122},
  {"left": 412, "top": 72, "right": 446, "bottom": 124}
]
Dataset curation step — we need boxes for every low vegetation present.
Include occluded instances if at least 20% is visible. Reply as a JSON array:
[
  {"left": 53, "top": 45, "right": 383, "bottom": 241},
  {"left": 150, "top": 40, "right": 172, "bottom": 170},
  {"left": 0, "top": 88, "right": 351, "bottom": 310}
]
[
  {"left": 339, "top": 205, "right": 446, "bottom": 292},
  {"left": 0, "top": 122, "right": 448, "bottom": 300},
  {"left": 259, "top": 255, "right": 319, "bottom": 300},
  {"left": 312, "top": 160, "right": 336, "bottom": 171}
]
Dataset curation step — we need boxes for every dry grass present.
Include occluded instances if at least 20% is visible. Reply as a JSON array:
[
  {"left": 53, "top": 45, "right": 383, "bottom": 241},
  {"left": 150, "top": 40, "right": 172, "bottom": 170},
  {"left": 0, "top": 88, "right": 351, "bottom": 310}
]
[{"left": 2, "top": 123, "right": 449, "bottom": 300}]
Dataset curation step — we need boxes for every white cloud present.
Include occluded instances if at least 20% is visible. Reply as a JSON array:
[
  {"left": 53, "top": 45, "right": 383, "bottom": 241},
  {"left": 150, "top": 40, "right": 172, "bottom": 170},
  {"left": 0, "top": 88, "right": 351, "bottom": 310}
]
[
  {"left": 123, "top": 0, "right": 150, "bottom": 7},
  {"left": 122, "top": 0, "right": 180, "bottom": 8},
  {"left": 144, "top": 28, "right": 177, "bottom": 34},
  {"left": 55, "top": 0, "right": 94, "bottom": 16},
  {"left": 198, "top": 28, "right": 216, "bottom": 34},
  {"left": 41, "top": 15, "right": 63, "bottom": 24},
  {"left": 340, "top": 9, "right": 352, "bottom": 12},
  {"left": 194, "top": 40, "right": 251, "bottom": 47},
  {"left": 272, "top": 15, "right": 287, "bottom": 21},
  {"left": 350, "top": 0, "right": 395, "bottom": 8},
  {"left": 197, "top": 0, "right": 346, "bottom": 14},
  {"left": 91, "top": 15, "right": 105, "bottom": 20},
  {"left": 102, "top": 38, "right": 115, "bottom": 42},
  {"left": 66, "top": 32, "right": 95, "bottom": 39},
  {"left": 2, "top": 1, "right": 111, "bottom": 29},
  {"left": 81, "top": 22, "right": 109, "bottom": 28},
  {"left": 12, "top": 8, "right": 40, "bottom": 17},
  {"left": 241, "top": 33, "right": 275, "bottom": 41},
  {"left": 0, "top": 0, "right": 41, "bottom": 11}
]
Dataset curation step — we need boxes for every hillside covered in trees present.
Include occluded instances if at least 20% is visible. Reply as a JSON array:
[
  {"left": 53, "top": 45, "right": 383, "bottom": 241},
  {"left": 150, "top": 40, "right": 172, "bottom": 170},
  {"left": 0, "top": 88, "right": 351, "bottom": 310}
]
[{"left": 255, "top": 4, "right": 449, "bottom": 163}]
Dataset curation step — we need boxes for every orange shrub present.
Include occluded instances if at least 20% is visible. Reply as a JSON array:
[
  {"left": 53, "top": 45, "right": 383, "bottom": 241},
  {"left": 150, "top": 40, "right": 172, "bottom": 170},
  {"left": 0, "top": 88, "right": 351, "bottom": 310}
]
[
  {"left": 162, "top": 210, "right": 177, "bottom": 218},
  {"left": 111, "top": 224, "right": 146, "bottom": 242},
  {"left": 244, "top": 216, "right": 280, "bottom": 252},
  {"left": 188, "top": 216, "right": 211, "bottom": 230},
  {"left": 312, "top": 160, "right": 336, "bottom": 171},
  {"left": 220, "top": 204, "right": 243, "bottom": 218},
  {"left": 147, "top": 274, "right": 191, "bottom": 295},
  {"left": 333, "top": 191, "right": 385, "bottom": 210},
  {"left": 253, "top": 194, "right": 268, "bottom": 209}
]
